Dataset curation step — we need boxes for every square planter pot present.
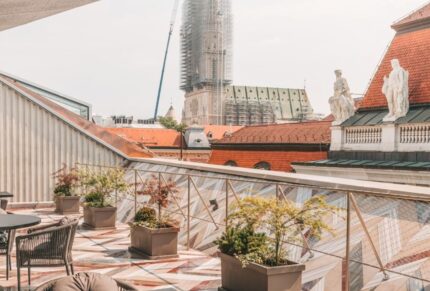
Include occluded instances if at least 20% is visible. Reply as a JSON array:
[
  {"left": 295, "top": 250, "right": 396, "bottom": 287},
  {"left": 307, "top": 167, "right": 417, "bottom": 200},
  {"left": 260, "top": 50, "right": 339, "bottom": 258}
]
[
  {"left": 83, "top": 206, "right": 117, "bottom": 229},
  {"left": 218, "top": 253, "right": 305, "bottom": 291},
  {"left": 128, "top": 224, "right": 179, "bottom": 259},
  {"left": 55, "top": 196, "right": 80, "bottom": 214}
]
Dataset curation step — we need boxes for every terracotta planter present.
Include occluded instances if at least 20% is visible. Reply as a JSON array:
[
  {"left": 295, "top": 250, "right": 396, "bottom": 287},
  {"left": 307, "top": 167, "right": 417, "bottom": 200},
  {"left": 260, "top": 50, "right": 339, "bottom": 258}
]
[
  {"left": 128, "top": 224, "right": 179, "bottom": 259},
  {"left": 55, "top": 196, "right": 80, "bottom": 214},
  {"left": 83, "top": 206, "right": 117, "bottom": 229},
  {"left": 218, "top": 253, "right": 305, "bottom": 291}
]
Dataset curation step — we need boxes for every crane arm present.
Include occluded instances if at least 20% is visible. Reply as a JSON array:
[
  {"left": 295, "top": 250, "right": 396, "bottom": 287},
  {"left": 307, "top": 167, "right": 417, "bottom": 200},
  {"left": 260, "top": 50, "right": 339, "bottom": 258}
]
[{"left": 153, "top": 0, "right": 180, "bottom": 121}]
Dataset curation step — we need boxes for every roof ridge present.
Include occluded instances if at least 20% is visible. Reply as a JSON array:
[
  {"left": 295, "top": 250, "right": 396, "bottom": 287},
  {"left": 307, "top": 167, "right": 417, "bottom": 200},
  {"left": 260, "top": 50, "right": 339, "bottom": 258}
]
[{"left": 0, "top": 76, "right": 153, "bottom": 159}]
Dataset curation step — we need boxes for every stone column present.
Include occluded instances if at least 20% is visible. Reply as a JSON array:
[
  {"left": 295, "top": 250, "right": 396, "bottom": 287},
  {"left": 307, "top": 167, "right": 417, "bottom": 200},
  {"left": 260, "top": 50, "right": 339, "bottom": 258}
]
[
  {"left": 381, "top": 123, "right": 397, "bottom": 152},
  {"left": 330, "top": 126, "right": 344, "bottom": 151}
]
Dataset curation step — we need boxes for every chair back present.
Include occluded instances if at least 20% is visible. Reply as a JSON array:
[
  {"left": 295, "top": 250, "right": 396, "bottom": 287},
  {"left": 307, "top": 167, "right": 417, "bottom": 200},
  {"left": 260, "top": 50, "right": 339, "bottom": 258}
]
[
  {"left": 0, "top": 199, "right": 7, "bottom": 210},
  {"left": 65, "top": 219, "right": 79, "bottom": 261}
]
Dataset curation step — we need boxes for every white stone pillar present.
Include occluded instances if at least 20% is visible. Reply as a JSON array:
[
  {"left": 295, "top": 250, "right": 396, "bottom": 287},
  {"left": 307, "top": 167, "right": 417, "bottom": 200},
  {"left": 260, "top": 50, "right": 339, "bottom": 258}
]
[
  {"left": 330, "top": 126, "right": 344, "bottom": 151},
  {"left": 381, "top": 123, "right": 397, "bottom": 152}
]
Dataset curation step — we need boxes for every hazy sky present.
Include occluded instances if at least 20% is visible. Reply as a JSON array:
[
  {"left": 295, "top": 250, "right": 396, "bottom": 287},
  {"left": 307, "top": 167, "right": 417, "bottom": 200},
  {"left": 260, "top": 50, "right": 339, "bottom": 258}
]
[{"left": 0, "top": 0, "right": 426, "bottom": 118}]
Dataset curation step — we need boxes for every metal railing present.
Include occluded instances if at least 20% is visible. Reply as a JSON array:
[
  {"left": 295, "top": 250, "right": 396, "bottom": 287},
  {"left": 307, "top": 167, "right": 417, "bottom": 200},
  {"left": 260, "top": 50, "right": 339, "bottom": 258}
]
[{"left": 76, "top": 162, "right": 430, "bottom": 291}]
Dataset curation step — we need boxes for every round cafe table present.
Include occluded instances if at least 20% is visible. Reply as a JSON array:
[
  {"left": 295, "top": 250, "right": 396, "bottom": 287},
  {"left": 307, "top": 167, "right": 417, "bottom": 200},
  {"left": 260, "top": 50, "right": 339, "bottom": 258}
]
[
  {"left": 0, "top": 214, "right": 41, "bottom": 280},
  {"left": 0, "top": 192, "right": 13, "bottom": 198}
]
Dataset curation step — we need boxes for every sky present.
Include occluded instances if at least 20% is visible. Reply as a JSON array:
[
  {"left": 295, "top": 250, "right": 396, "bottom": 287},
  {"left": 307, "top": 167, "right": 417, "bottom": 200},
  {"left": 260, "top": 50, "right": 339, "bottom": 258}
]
[{"left": 0, "top": 0, "right": 427, "bottom": 119}]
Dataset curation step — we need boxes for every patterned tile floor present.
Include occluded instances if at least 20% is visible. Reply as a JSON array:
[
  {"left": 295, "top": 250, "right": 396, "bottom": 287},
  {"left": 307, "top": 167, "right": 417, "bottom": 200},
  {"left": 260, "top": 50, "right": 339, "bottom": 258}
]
[{"left": 0, "top": 208, "right": 221, "bottom": 291}]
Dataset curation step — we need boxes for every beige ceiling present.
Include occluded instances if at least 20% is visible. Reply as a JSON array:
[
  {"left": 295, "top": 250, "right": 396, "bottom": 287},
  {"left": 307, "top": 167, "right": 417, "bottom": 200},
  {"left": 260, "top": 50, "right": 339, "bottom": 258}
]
[{"left": 0, "top": 0, "right": 97, "bottom": 32}]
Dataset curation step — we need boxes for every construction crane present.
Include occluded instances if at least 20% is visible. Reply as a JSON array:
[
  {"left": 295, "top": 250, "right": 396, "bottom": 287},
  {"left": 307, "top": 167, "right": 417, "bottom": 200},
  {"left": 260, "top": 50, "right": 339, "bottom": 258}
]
[{"left": 153, "top": 0, "right": 180, "bottom": 121}]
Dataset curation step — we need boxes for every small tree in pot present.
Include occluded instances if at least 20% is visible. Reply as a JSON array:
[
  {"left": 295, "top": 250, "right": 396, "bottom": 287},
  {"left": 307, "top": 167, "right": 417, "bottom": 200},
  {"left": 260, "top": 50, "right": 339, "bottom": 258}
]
[
  {"left": 129, "top": 175, "right": 180, "bottom": 259},
  {"left": 79, "top": 168, "right": 129, "bottom": 229},
  {"left": 215, "top": 195, "right": 337, "bottom": 291},
  {"left": 53, "top": 165, "right": 80, "bottom": 214}
]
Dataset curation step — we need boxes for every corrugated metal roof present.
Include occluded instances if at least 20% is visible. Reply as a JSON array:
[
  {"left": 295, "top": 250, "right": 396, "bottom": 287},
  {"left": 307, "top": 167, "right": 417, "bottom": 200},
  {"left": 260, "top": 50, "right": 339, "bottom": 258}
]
[
  {"left": 342, "top": 105, "right": 430, "bottom": 127},
  {"left": 0, "top": 0, "right": 97, "bottom": 32},
  {"left": 293, "top": 159, "right": 430, "bottom": 171}
]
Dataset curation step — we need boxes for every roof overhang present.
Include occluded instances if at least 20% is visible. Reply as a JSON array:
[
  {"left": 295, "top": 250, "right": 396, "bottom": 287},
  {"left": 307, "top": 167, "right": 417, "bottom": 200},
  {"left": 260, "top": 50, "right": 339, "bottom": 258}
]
[
  {"left": 0, "top": 0, "right": 97, "bottom": 32},
  {"left": 292, "top": 163, "right": 430, "bottom": 187}
]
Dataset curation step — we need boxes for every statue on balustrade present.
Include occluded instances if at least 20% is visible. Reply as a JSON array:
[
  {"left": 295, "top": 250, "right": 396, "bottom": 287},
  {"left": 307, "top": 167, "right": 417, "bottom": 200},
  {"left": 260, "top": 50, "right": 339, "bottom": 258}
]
[
  {"left": 382, "top": 59, "right": 409, "bottom": 122},
  {"left": 329, "top": 70, "right": 355, "bottom": 125}
]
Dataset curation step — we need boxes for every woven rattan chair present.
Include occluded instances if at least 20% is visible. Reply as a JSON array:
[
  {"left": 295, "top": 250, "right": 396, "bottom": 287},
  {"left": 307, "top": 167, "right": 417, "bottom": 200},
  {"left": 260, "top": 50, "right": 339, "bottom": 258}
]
[
  {"left": 0, "top": 199, "right": 8, "bottom": 210},
  {"left": 15, "top": 219, "right": 79, "bottom": 289},
  {"left": 0, "top": 228, "right": 15, "bottom": 280},
  {"left": 34, "top": 276, "right": 138, "bottom": 291}
]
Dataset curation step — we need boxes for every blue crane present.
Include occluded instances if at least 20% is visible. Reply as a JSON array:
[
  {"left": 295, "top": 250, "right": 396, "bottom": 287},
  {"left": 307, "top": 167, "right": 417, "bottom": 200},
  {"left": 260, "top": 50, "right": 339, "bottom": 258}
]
[{"left": 153, "top": 0, "right": 180, "bottom": 121}]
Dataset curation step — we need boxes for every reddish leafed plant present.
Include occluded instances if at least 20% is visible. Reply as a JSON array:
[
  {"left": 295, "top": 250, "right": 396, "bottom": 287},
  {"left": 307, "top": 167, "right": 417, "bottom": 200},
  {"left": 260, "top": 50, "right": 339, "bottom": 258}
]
[
  {"left": 138, "top": 175, "right": 179, "bottom": 223},
  {"left": 52, "top": 164, "right": 80, "bottom": 197}
]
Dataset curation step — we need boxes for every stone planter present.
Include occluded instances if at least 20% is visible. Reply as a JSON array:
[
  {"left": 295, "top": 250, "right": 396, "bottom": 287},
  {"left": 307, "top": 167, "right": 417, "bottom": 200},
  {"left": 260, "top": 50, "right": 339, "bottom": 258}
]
[
  {"left": 128, "top": 224, "right": 179, "bottom": 259},
  {"left": 83, "top": 206, "right": 117, "bottom": 229},
  {"left": 218, "top": 253, "right": 305, "bottom": 291},
  {"left": 55, "top": 196, "right": 80, "bottom": 214}
]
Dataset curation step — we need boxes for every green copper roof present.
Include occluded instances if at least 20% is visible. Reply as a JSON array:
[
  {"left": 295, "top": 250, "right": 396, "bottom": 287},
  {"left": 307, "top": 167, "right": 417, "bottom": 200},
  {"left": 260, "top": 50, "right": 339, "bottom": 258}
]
[{"left": 342, "top": 105, "right": 430, "bottom": 127}]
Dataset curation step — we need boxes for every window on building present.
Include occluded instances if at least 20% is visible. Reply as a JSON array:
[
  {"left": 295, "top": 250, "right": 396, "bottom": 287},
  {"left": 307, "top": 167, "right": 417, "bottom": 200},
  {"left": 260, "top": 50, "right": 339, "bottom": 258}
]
[
  {"left": 254, "top": 161, "right": 271, "bottom": 170},
  {"left": 224, "top": 160, "right": 237, "bottom": 167}
]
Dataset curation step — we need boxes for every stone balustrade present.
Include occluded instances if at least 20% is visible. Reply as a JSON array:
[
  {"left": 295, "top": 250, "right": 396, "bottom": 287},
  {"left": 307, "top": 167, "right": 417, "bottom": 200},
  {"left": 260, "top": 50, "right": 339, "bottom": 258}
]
[{"left": 400, "top": 124, "right": 430, "bottom": 144}]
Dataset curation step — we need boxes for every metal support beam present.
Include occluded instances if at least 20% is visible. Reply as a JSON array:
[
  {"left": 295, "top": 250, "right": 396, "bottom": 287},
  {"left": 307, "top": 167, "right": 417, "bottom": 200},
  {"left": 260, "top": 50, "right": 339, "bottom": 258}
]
[
  {"left": 345, "top": 192, "right": 351, "bottom": 291},
  {"left": 226, "top": 180, "right": 240, "bottom": 203},
  {"left": 190, "top": 177, "right": 219, "bottom": 229},
  {"left": 187, "top": 175, "right": 191, "bottom": 250},
  {"left": 349, "top": 193, "right": 390, "bottom": 281}
]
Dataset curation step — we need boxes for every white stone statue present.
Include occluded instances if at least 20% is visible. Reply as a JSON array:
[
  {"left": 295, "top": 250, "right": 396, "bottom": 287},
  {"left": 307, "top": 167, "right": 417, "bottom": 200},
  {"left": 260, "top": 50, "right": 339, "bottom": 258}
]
[
  {"left": 329, "top": 70, "right": 355, "bottom": 125},
  {"left": 382, "top": 59, "right": 409, "bottom": 122}
]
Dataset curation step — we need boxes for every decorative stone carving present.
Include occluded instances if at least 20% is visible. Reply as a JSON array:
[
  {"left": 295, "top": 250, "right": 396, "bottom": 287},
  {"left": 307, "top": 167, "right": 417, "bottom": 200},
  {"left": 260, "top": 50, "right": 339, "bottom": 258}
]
[
  {"left": 329, "top": 70, "right": 355, "bottom": 125},
  {"left": 382, "top": 59, "right": 409, "bottom": 122}
]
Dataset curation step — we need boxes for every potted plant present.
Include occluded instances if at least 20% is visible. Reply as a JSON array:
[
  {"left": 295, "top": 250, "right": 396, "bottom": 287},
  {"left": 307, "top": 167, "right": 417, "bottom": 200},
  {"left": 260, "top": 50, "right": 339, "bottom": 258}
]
[
  {"left": 128, "top": 175, "right": 180, "bottom": 259},
  {"left": 79, "top": 168, "right": 129, "bottom": 229},
  {"left": 53, "top": 165, "right": 80, "bottom": 214},
  {"left": 215, "top": 195, "right": 337, "bottom": 291}
]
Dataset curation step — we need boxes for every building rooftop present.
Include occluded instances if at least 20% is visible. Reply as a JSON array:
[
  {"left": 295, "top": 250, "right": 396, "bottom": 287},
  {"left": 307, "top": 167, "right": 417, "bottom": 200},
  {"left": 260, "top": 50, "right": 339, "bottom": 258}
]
[
  {"left": 107, "top": 127, "right": 182, "bottom": 148},
  {"left": 1, "top": 75, "right": 153, "bottom": 159},
  {"left": 204, "top": 125, "right": 243, "bottom": 141},
  {"left": 213, "top": 121, "right": 331, "bottom": 145},
  {"left": 0, "top": 0, "right": 97, "bottom": 32},
  {"left": 392, "top": 3, "right": 430, "bottom": 32},
  {"left": 360, "top": 7, "right": 430, "bottom": 109}
]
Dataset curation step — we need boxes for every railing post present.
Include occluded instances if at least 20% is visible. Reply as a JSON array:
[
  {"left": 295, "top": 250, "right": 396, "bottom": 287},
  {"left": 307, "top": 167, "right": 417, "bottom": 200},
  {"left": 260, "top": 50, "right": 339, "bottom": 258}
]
[
  {"left": 345, "top": 192, "right": 351, "bottom": 291},
  {"left": 187, "top": 175, "right": 191, "bottom": 250},
  {"left": 134, "top": 170, "right": 137, "bottom": 216},
  {"left": 226, "top": 179, "right": 229, "bottom": 230},
  {"left": 349, "top": 192, "right": 390, "bottom": 281}
]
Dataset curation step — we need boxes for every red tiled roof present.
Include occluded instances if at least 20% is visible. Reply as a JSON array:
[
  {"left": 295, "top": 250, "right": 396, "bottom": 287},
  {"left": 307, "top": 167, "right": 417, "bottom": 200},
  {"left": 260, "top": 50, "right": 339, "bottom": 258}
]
[
  {"left": 392, "top": 3, "right": 430, "bottom": 31},
  {"left": 360, "top": 27, "right": 430, "bottom": 109},
  {"left": 361, "top": 4, "right": 430, "bottom": 109},
  {"left": 209, "top": 149, "right": 327, "bottom": 172},
  {"left": 2, "top": 76, "right": 153, "bottom": 158},
  {"left": 204, "top": 125, "right": 243, "bottom": 140},
  {"left": 213, "top": 121, "right": 331, "bottom": 145},
  {"left": 107, "top": 128, "right": 181, "bottom": 148}
]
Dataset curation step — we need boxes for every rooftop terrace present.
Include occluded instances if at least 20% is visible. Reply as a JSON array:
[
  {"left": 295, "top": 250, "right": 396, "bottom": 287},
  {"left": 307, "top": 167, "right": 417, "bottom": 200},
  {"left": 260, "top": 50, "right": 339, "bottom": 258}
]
[{"left": 0, "top": 207, "right": 221, "bottom": 291}]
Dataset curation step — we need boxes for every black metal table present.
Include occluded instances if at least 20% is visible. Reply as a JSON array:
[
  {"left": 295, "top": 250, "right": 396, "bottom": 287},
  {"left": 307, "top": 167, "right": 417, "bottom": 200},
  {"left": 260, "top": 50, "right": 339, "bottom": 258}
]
[
  {"left": 0, "top": 214, "right": 41, "bottom": 280},
  {"left": 0, "top": 192, "right": 13, "bottom": 198}
]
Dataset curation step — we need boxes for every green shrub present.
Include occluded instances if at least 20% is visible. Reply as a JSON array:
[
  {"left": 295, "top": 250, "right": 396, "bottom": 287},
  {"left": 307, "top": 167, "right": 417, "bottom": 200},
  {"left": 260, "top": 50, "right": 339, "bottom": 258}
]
[
  {"left": 79, "top": 168, "right": 129, "bottom": 208},
  {"left": 215, "top": 196, "right": 338, "bottom": 267},
  {"left": 134, "top": 207, "right": 156, "bottom": 223},
  {"left": 215, "top": 226, "right": 267, "bottom": 266},
  {"left": 84, "top": 192, "right": 104, "bottom": 208}
]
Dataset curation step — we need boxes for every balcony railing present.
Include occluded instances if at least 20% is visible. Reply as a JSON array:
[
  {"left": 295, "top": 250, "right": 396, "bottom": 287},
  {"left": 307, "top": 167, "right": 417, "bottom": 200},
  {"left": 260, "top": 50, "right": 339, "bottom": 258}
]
[
  {"left": 400, "top": 124, "right": 430, "bottom": 144},
  {"left": 344, "top": 126, "right": 382, "bottom": 144},
  {"left": 75, "top": 161, "right": 430, "bottom": 291}
]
